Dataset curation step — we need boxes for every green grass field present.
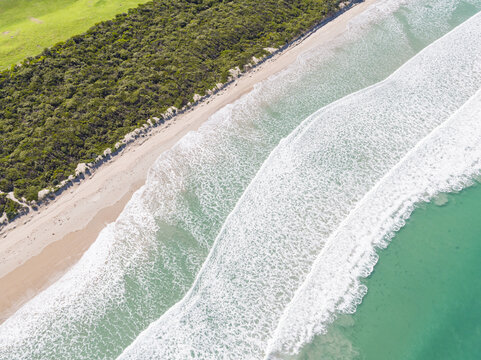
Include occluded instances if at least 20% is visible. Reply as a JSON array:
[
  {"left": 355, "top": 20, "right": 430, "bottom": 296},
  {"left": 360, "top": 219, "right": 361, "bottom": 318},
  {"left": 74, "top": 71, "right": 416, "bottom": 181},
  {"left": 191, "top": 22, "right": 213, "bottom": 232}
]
[{"left": 0, "top": 0, "right": 152, "bottom": 69}]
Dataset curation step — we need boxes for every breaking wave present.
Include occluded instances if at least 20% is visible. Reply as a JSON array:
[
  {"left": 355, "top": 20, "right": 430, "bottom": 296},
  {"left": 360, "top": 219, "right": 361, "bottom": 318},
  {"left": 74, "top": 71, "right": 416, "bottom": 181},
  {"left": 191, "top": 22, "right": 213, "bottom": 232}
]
[
  {"left": 266, "top": 87, "right": 481, "bottom": 358},
  {"left": 118, "top": 11, "right": 481, "bottom": 360},
  {"left": 1, "top": 1, "right": 480, "bottom": 359}
]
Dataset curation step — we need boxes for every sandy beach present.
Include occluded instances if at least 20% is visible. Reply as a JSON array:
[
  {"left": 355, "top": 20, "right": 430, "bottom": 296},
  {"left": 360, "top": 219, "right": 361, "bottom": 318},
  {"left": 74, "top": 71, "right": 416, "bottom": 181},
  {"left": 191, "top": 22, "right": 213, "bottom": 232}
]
[{"left": 0, "top": 0, "right": 377, "bottom": 323}]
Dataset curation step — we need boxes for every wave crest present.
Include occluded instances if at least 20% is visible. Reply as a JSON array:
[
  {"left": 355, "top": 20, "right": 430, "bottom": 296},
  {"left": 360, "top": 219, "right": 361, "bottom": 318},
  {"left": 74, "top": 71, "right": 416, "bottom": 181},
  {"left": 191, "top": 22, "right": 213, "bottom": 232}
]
[{"left": 119, "top": 10, "right": 481, "bottom": 360}]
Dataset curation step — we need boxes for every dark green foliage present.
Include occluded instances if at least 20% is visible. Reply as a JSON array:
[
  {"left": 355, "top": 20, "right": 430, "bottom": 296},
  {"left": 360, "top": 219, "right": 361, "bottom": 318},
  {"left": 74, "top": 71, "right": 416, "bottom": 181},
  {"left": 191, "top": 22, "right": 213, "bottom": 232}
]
[
  {"left": 0, "top": 194, "right": 22, "bottom": 221},
  {"left": 0, "top": 0, "right": 341, "bottom": 218}
]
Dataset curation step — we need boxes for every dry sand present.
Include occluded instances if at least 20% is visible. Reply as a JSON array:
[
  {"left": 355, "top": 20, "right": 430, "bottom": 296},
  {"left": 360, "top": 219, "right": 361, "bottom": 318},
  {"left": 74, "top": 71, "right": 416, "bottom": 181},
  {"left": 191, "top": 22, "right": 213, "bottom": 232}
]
[{"left": 0, "top": 0, "right": 377, "bottom": 323}]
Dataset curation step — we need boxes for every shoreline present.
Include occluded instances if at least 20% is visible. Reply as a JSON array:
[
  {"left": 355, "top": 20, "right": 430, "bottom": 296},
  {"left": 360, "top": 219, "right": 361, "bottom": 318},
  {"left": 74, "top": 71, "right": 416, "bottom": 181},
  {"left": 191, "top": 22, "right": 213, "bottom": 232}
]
[{"left": 0, "top": 0, "right": 377, "bottom": 323}]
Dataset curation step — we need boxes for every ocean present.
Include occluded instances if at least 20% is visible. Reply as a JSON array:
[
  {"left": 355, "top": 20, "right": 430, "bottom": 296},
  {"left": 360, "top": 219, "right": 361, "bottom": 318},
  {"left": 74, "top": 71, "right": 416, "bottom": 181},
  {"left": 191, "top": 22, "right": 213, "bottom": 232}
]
[
  {"left": 0, "top": 0, "right": 480, "bottom": 359},
  {"left": 298, "top": 182, "right": 481, "bottom": 360}
]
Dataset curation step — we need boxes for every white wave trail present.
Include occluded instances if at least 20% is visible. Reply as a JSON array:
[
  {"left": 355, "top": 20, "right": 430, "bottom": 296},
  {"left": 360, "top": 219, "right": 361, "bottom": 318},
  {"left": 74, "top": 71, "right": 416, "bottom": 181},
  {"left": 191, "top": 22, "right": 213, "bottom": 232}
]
[
  {"left": 0, "top": 1, "right": 407, "bottom": 357},
  {"left": 118, "top": 12, "right": 481, "bottom": 360},
  {"left": 265, "top": 87, "right": 481, "bottom": 358},
  {"left": 1, "top": 1, "right": 479, "bottom": 359}
]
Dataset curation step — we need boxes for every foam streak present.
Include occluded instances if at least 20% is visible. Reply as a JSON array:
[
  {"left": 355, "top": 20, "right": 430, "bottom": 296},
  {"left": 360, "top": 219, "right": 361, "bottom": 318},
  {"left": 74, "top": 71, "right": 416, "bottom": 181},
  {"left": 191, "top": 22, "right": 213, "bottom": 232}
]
[
  {"left": 119, "top": 11, "right": 481, "bottom": 360},
  {"left": 266, "top": 87, "right": 481, "bottom": 358}
]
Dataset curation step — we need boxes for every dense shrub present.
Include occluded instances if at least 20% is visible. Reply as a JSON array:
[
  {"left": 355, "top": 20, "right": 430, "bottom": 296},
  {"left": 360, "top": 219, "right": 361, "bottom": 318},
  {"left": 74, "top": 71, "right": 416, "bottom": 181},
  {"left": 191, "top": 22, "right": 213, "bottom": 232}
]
[
  {"left": 0, "top": 194, "right": 21, "bottom": 221},
  {"left": 0, "top": 0, "right": 341, "bottom": 219}
]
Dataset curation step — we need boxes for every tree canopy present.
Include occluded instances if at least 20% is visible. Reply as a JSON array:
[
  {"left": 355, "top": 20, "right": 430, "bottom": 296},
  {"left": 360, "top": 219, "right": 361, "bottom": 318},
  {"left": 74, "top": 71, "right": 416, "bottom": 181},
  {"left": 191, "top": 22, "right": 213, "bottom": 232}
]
[{"left": 0, "top": 0, "right": 340, "bottom": 220}]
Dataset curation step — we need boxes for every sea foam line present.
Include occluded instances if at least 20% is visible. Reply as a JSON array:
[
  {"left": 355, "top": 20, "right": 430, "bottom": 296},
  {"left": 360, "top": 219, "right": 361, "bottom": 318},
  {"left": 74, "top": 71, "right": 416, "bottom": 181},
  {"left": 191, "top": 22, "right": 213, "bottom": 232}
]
[
  {"left": 118, "top": 9, "right": 481, "bottom": 360},
  {"left": 1, "top": 1, "right": 478, "bottom": 359},
  {"left": 265, "top": 86, "right": 481, "bottom": 358}
]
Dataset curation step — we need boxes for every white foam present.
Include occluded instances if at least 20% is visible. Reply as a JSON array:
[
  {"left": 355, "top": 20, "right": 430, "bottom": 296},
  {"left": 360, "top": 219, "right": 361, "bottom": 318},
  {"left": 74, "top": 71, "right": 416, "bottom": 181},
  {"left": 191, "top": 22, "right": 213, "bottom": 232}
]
[
  {"left": 118, "top": 11, "right": 481, "bottom": 360},
  {"left": 265, "top": 87, "right": 481, "bottom": 358},
  {"left": 1, "top": 1, "right": 478, "bottom": 359}
]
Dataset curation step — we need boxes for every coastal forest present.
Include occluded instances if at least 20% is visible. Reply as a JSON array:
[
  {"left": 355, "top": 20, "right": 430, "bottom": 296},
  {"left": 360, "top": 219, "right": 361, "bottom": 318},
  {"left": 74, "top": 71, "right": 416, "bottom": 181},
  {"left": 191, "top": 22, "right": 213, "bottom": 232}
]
[{"left": 0, "top": 0, "right": 342, "bottom": 220}]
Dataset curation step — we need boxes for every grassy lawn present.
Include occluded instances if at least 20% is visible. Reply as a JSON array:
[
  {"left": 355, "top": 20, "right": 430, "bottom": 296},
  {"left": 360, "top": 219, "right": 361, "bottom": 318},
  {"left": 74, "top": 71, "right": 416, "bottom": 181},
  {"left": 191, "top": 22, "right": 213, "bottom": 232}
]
[{"left": 0, "top": 0, "right": 152, "bottom": 69}]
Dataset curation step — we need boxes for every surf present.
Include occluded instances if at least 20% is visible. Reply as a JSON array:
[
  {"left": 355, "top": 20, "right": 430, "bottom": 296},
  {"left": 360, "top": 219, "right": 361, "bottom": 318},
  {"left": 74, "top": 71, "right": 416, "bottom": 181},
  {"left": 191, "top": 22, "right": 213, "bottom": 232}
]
[
  {"left": 118, "top": 10, "right": 481, "bottom": 360},
  {"left": 267, "top": 87, "right": 481, "bottom": 358},
  {"left": 1, "top": 1, "right": 480, "bottom": 359}
]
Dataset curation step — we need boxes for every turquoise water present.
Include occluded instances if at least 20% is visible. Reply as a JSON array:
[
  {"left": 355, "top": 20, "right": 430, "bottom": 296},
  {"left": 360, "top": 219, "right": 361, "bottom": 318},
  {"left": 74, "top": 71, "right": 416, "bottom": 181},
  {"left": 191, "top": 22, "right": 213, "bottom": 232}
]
[
  {"left": 119, "top": 5, "right": 481, "bottom": 360},
  {"left": 0, "top": 0, "right": 480, "bottom": 359},
  {"left": 297, "top": 184, "right": 481, "bottom": 359}
]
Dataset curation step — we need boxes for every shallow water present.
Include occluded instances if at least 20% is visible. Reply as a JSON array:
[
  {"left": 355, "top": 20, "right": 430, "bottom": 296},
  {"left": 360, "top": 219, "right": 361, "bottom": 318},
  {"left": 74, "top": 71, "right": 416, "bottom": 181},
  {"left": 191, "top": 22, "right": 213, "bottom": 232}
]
[
  {"left": 0, "top": 0, "right": 480, "bottom": 359},
  {"left": 297, "top": 183, "right": 481, "bottom": 359},
  {"left": 119, "top": 7, "right": 481, "bottom": 360}
]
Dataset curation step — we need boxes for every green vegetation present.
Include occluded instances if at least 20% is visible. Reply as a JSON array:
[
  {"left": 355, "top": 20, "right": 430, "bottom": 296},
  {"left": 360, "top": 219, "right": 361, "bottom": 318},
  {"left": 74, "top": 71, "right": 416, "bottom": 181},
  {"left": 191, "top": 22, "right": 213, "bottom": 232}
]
[
  {"left": 0, "top": 0, "right": 342, "bottom": 220},
  {"left": 0, "top": 194, "right": 21, "bottom": 221},
  {"left": 0, "top": 0, "right": 153, "bottom": 70}
]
